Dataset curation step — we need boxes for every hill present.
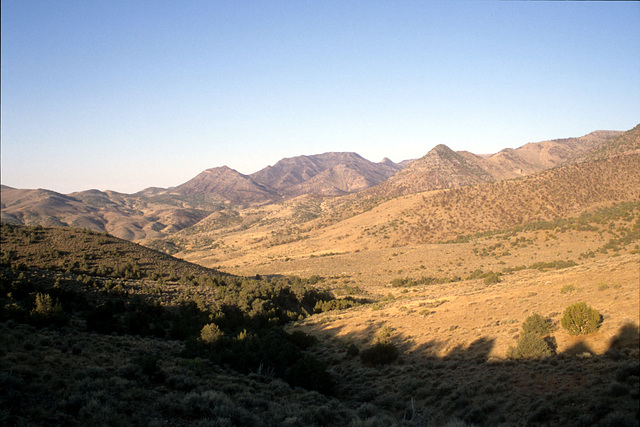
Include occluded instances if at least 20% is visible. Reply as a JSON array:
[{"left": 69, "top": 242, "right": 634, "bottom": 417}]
[
  {"left": 373, "top": 144, "right": 495, "bottom": 196},
  {"left": 173, "top": 146, "right": 639, "bottom": 269},
  {"left": 250, "top": 152, "right": 402, "bottom": 197},
  {"left": 0, "top": 187, "right": 211, "bottom": 241},
  {"left": 586, "top": 124, "right": 640, "bottom": 159},
  {"left": 171, "top": 166, "right": 281, "bottom": 205},
  {"left": 363, "top": 129, "right": 622, "bottom": 199}
]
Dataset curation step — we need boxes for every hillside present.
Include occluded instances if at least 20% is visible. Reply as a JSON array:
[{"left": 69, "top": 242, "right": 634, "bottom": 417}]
[
  {"left": 251, "top": 152, "right": 402, "bottom": 197},
  {"left": 361, "top": 129, "right": 622, "bottom": 199},
  {"left": 0, "top": 187, "right": 211, "bottom": 241},
  {"left": 373, "top": 144, "right": 495, "bottom": 197},
  {"left": 173, "top": 148, "right": 640, "bottom": 270},
  {"left": 2, "top": 218, "right": 638, "bottom": 425},
  {"left": 170, "top": 166, "right": 281, "bottom": 205},
  {"left": 587, "top": 124, "right": 640, "bottom": 159}
]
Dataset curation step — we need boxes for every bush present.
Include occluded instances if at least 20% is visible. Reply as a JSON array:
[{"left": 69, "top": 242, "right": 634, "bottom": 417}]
[
  {"left": 507, "top": 332, "right": 554, "bottom": 359},
  {"left": 483, "top": 271, "right": 502, "bottom": 285},
  {"left": 200, "top": 323, "right": 224, "bottom": 344},
  {"left": 346, "top": 343, "right": 360, "bottom": 357},
  {"left": 561, "top": 302, "right": 601, "bottom": 335},
  {"left": 522, "top": 313, "right": 552, "bottom": 336},
  {"left": 360, "top": 342, "right": 399, "bottom": 365},
  {"left": 30, "top": 293, "right": 67, "bottom": 327}
]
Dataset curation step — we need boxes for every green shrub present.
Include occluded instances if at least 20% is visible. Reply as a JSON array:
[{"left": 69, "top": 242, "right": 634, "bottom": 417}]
[
  {"left": 522, "top": 313, "right": 552, "bottom": 336},
  {"left": 346, "top": 343, "right": 360, "bottom": 357},
  {"left": 507, "top": 332, "right": 554, "bottom": 359},
  {"left": 561, "top": 302, "right": 601, "bottom": 335}
]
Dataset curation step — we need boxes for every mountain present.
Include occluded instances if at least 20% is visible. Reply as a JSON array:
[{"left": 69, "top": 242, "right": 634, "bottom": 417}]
[
  {"left": 1, "top": 127, "right": 634, "bottom": 244},
  {"left": 171, "top": 166, "right": 281, "bottom": 205},
  {"left": 1, "top": 187, "right": 103, "bottom": 229},
  {"left": 182, "top": 149, "right": 640, "bottom": 269},
  {"left": 0, "top": 187, "right": 210, "bottom": 241},
  {"left": 375, "top": 144, "right": 495, "bottom": 196},
  {"left": 250, "top": 152, "right": 402, "bottom": 197},
  {"left": 474, "top": 130, "right": 623, "bottom": 180},
  {"left": 365, "top": 130, "right": 622, "bottom": 200},
  {"left": 585, "top": 124, "right": 640, "bottom": 159}
]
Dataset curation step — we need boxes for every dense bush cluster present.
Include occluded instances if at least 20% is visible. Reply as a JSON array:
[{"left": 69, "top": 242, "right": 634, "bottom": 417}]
[{"left": 0, "top": 224, "right": 367, "bottom": 394}]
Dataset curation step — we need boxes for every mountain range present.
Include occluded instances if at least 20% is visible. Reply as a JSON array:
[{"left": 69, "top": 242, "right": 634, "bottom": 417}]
[{"left": 1, "top": 126, "right": 637, "bottom": 244}]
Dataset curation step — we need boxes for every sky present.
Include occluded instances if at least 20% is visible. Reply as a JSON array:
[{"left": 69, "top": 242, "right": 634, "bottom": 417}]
[{"left": 2, "top": 1, "right": 639, "bottom": 194}]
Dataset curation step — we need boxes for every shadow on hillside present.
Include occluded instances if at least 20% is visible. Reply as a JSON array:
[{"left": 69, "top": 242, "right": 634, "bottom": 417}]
[{"left": 309, "top": 318, "right": 639, "bottom": 362}]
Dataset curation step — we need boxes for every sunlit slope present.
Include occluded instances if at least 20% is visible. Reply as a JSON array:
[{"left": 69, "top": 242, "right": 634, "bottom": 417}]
[{"left": 179, "top": 150, "right": 639, "bottom": 269}]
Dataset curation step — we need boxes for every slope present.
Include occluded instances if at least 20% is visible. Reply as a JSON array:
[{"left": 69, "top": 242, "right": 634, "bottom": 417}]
[
  {"left": 250, "top": 152, "right": 402, "bottom": 197},
  {"left": 176, "top": 150, "right": 640, "bottom": 269}
]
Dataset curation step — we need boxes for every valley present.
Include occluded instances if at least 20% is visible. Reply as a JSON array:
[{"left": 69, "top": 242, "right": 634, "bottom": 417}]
[{"left": 1, "top": 125, "right": 639, "bottom": 426}]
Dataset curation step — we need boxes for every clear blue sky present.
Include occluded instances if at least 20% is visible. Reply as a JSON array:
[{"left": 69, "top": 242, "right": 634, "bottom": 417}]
[{"left": 2, "top": 1, "right": 639, "bottom": 194}]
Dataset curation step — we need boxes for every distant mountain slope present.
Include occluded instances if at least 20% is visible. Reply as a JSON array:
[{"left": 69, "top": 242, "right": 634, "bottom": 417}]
[
  {"left": 1, "top": 127, "right": 632, "bottom": 244},
  {"left": 586, "top": 124, "right": 640, "bottom": 159},
  {"left": 367, "top": 130, "right": 622, "bottom": 199},
  {"left": 256, "top": 150, "right": 640, "bottom": 256},
  {"left": 171, "top": 166, "right": 281, "bottom": 205},
  {"left": 377, "top": 144, "right": 495, "bottom": 196},
  {"left": 250, "top": 152, "right": 402, "bottom": 197},
  {"left": 1, "top": 187, "right": 104, "bottom": 229},
  {"left": 0, "top": 187, "right": 209, "bottom": 241},
  {"left": 477, "top": 130, "right": 623, "bottom": 180},
  {"left": 384, "top": 151, "right": 640, "bottom": 246}
]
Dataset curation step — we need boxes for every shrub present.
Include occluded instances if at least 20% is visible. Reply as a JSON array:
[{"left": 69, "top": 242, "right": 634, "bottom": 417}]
[
  {"left": 30, "top": 293, "right": 67, "bottom": 327},
  {"left": 561, "top": 302, "right": 601, "bottom": 335},
  {"left": 507, "top": 332, "right": 554, "bottom": 359},
  {"left": 522, "top": 313, "right": 552, "bottom": 336},
  {"left": 360, "top": 342, "right": 399, "bottom": 365},
  {"left": 286, "top": 330, "right": 318, "bottom": 350},
  {"left": 200, "top": 323, "right": 224, "bottom": 344},
  {"left": 346, "top": 343, "right": 360, "bottom": 357},
  {"left": 483, "top": 272, "right": 501, "bottom": 285}
]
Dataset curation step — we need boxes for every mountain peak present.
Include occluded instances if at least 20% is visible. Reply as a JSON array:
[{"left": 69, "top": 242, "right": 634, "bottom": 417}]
[{"left": 250, "top": 152, "right": 398, "bottom": 197}]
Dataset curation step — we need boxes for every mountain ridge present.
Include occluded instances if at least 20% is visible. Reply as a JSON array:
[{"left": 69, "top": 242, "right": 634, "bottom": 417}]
[{"left": 1, "top": 127, "right": 634, "bottom": 242}]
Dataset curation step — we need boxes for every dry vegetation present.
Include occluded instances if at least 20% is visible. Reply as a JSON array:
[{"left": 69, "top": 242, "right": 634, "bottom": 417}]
[{"left": 1, "top": 194, "right": 638, "bottom": 425}]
